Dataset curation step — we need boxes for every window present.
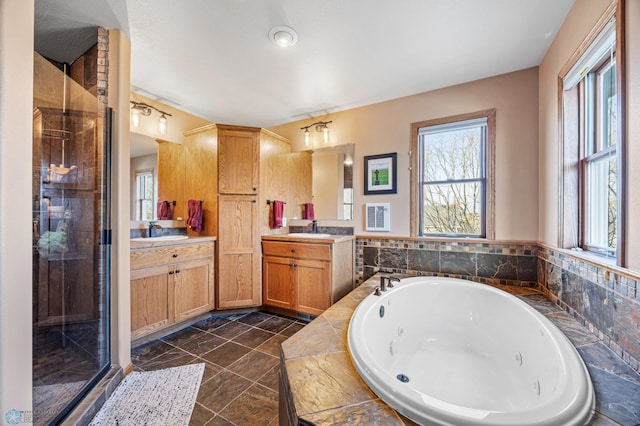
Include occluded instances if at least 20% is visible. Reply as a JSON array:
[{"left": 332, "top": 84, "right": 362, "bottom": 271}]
[
  {"left": 411, "top": 110, "right": 495, "bottom": 238},
  {"left": 560, "top": 10, "right": 624, "bottom": 262},
  {"left": 343, "top": 159, "right": 353, "bottom": 220},
  {"left": 135, "top": 169, "right": 154, "bottom": 221}
]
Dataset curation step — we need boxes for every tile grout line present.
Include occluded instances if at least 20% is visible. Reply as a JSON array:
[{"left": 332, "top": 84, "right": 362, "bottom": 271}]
[{"left": 132, "top": 312, "right": 295, "bottom": 425}]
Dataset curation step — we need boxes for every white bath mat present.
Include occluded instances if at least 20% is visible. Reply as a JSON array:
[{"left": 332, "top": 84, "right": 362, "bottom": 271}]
[{"left": 89, "top": 363, "right": 204, "bottom": 426}]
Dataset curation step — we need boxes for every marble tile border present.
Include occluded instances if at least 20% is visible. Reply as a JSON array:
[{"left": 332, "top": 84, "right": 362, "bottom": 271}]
[
  {"left": 280, "top": 274, "right": 640, "bottom": 426},
  {"left": 356, "top": 237, "right": 539, "bottom": 287}
]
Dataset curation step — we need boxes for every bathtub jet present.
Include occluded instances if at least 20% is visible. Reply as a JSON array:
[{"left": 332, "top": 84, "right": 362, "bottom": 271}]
[{"left": 347, "top": 276, "right": 595, "bottom": 426}]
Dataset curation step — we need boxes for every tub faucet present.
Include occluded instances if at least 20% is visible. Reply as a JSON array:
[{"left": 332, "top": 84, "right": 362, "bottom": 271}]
[
  {"left": 380, "top": 275, "right": 400, "bottom": 292},
  {"left": 148, "top": 221, "right": 161, "bottom": 238}
]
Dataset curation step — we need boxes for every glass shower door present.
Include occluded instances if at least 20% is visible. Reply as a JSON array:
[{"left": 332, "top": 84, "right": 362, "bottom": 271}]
[{"left": 32, "top": 52, "right": 110, "bottom": 426}]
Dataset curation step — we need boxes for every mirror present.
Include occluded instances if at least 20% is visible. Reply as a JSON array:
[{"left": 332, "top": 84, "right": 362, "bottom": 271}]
[
  {"left": 311, "top": 143, "right": 354, "bottom": 220},
  {"left": 130, "top": 135, "right": 354, "bottom": 221},
  {"left": 130, "top": 132, "right": 158, "bottom": 220}
]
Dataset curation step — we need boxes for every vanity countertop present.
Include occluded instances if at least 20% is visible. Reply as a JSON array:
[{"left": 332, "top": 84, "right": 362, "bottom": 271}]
[
  {"left": 261, "top": 234, "right": 354, "bottom": 243},
  {"left": 130, "top": 235, "right": 216, "bottom": 249}
]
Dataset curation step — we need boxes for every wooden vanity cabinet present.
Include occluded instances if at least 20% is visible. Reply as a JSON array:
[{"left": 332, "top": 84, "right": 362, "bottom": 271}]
[
  {"left": 262, "top": 238, "right": 354, "bottom": 316},
  {"left": 130, "top": 241, "right": 215, "bottom": 339}
]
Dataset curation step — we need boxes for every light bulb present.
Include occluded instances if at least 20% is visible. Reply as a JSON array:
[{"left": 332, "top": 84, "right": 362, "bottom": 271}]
[
  {"left": 158, "top": 114, "right": 167, "bottom": 136},
  {"left": 304, "top": 129, "right": 310, "bottom": 146},
  {"left": 269, "top": 26, "right": 298, "bottom": 48},
  {"left": 323, "top": 126, "right": 330, "bottom": 144},
  {"left": 274, "top": 31, "right": 293, "bottom": 47},
  {"left": 131, "top": 108, "right": 140, "bottom": 127}
]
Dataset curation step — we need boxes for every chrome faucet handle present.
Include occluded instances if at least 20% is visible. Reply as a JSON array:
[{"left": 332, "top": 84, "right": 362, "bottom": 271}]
[
  {"left": 374, "top": 287, "right": 382, "bottom": 296},
  {"left": 387, "top": 276, "right": 400, "bottom": 288}
]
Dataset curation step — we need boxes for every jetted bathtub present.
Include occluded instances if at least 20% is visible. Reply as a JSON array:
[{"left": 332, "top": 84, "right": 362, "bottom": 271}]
[{"left": 347, "top": 277, "right": 595, "bottom": 426}]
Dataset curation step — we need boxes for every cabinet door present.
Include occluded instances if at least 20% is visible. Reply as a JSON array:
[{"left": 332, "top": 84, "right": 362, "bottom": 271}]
[
  {"left": 263, "top": 256, "right": 295, "bottom": 310},
  {"left": 217, "top": 195, "right": 261, "bottom": 308},
  {"left": 218, "top": 127, "right": 259, "bottom": 194},
  {"left": 296, "top": 259, "right": 331, "bottom": 316},
  {"left": 174, "top": 258, "right": 215, "bottom": 321},
  {"left": 131, "top": 265, "right": 173, "bottom": 339}
]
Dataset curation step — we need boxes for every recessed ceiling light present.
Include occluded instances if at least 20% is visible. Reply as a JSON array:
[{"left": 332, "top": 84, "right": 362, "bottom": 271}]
[{"left": 269, "top": 26, "right": 298, "bottom": 48}]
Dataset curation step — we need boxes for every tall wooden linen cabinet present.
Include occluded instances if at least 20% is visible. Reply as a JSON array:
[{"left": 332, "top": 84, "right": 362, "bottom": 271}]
[
  {"left": 216, "top": 125, "right": 261, "bottom": 308},
  {"left": 159, "top": 124, "right": 312, "bottom": 310}
]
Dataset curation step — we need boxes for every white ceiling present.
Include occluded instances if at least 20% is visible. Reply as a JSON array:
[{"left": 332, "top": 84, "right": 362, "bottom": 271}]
[{"left": 35, "top": 0, "right": 575, "bottom": 128}]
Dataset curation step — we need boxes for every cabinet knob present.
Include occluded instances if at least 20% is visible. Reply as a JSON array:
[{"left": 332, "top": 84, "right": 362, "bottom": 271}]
[
  {"left": 176, "top": 269, "right": 181, "bottom": 274},
  {"left": 172, "top": 253, "right": 178, "bottom": 258},
  {"left": 289, "top": 263, "right": 293, "bottom": 267},
  {"left": 291, "top": 249, "right": 295, "bottom": 253},
  {"left": 169, "top": 271, "right": 174, "bottom": 275},
  {"left": 253, "top": 187, "right": 257, "bottom": 191}
]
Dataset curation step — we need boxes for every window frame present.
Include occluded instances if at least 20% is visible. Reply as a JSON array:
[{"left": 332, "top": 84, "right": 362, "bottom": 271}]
[
  {"left": 410, "top": 109, "right": 496, "bottom": 239},
  {"left": 558, "top": 0, "right": 626, "bottom": 265}
]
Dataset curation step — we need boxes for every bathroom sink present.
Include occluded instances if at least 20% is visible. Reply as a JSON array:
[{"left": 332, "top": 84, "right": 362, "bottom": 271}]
[
  {"left": 130, "top": 235, "right": 189, "bottom": 242},
  {"left": 286, "top": 233, "right": 331, "bottom": 238}
]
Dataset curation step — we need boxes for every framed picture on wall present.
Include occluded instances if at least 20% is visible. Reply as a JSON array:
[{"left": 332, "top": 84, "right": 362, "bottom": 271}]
[{"left": 364, "top": 152, "right": 397, "bottom": 195}]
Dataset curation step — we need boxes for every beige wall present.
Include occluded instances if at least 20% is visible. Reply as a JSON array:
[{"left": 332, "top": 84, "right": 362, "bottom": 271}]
[
  {"left": 538, "top": 0, "right": 640, "bottom": 271},
  {"left": 625, "top": 0, "right": 640, "bottom": 271},
  {"left": 108, "top": 29, "right": 133, "bottom": 372},
  {"left": 0, "top": 0, "right": 34, "bottom": 416},
  {"left": 270, "top": 67, "right": 540, "bottom": 240}
]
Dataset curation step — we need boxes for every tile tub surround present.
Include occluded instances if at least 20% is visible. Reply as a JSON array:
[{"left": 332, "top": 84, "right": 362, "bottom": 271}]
[
  {"left": 356, "top": 237, "right": 640, "bottom": 375},
  {"left": 280, "top": 275, "right": 640, "bottom": 426},
  {"left": 538, "top": 245, "right": 640, "bottom": 374},
  {"left": 357, "top": 237, "right": 539, "bottom": 287}
]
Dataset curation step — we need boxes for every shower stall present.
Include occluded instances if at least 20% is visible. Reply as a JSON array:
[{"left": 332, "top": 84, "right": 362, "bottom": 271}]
[{"left": 32, "top": 48, "right": 111, "bottom": 425}]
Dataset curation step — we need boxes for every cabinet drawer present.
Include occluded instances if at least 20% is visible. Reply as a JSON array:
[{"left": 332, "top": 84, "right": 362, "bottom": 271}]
[
  {"left": 131, "top": 242, "right": 215, "bottom": 270},
  {"left": 262, "top": 241, "right": 331, "bottom": 261}
]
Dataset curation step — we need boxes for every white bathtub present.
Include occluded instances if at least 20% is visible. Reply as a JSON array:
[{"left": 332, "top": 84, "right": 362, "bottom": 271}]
[{"left": 348, "top": 277, "right": 595, "bottom": 426}]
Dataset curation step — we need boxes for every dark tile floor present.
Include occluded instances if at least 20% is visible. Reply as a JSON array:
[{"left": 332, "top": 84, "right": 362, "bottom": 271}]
[
  {"left": 131, "top": 311, "right": 307, "bottom": 426},
  {"left": 33, "top": 324, "right": 106, "bottom": 426}
]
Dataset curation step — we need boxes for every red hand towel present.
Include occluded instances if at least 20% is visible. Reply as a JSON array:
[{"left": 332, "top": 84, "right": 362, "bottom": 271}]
[
  {"left": 303, "top": 203, "right": 315, "bottom": 220},
  {"left": 157, "top": 201, "right": 166, "bottom": 220},
  {"left": 187, "top": 199, "right": 203, "bottom": 232},
  {"left": 272, "top": 201, "right": 284, "bottom": 229},
  {"left": 157, "top": 201, "right": 173, "bottom": 220}
]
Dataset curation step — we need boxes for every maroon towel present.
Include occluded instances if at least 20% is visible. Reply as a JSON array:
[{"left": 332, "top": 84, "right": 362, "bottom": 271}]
[
  {"left": 187, "top": 199, "right": 203, "bottom": 232},
  {"left": 303, "top": 203, "right": 315, "bottom": 220},
  {"left": 157, "top": 201, "right": 173, "bottom": 220},
  {"left": 272, "top": 200, "right": 284, "bottom": 229}
]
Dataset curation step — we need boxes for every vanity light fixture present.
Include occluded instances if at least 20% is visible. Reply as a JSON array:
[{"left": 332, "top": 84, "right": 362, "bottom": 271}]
[
  {"left": 300, "top": 120, "right": 332, "bottom": 146},
  {"left": 269, "top": 26, "right": 298, "bottom": 48},
  {"left": 130, "top": 101, "right": 172, "bottom": 136}
]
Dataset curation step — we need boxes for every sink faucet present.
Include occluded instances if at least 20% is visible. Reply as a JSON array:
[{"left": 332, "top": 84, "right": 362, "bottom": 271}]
[
  {"left": 148, "top": 221, "right": 161, "bottom": 238},
  {"left": 311, "top": 220, "right": 318, "bottom": 233}
]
